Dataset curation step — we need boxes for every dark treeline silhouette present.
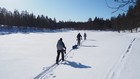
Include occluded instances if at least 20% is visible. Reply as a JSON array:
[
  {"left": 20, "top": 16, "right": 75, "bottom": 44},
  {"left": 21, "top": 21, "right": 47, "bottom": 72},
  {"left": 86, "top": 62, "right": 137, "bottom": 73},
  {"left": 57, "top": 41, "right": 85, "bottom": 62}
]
[
  {"left": 0, "top": 8, "right": 112, "bottom": 31},
  {"left": 0, "top": 8, "right": 56, "bottom": 29},
  {"left": 0, "top": 0, "right": 140, "bottom": 33},
  {"left": 111, "top": 0, "right": 140, "bottom": 32}
]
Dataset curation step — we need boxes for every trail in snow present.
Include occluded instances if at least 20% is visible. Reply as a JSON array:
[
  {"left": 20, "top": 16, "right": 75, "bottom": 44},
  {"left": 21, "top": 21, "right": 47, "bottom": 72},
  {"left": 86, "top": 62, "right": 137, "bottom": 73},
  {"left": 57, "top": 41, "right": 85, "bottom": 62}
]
[
  {"left": 34, "top": 49, "right": 72, "bottom": 79},
  {"left": 34, "top": 40, "right": 85, "bottom": 79},
  {"left": 1, "top": 31, "right": 139, "bottom": 79},
  {"left": 106, "top": 38, "right": 136, "bottom": 79},
  {"left": 34, "top": 37, "right": 136, "bottom": 79}
]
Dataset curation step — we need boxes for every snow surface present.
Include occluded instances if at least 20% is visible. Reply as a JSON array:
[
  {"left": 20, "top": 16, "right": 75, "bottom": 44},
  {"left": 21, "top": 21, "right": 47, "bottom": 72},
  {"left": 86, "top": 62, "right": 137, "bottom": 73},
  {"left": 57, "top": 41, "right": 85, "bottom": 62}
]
[{"left": 0, "top": 30, "right": 140, "bottom": 79}]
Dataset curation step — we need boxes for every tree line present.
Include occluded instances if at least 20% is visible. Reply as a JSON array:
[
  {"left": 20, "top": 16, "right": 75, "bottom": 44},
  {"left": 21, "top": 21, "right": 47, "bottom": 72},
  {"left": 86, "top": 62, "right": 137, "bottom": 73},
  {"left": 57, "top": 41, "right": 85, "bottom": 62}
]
[
  {"left": 110, "top": 0, "right": 140, "bottom": 32},
  {"left": 0, "top": 0, "right": 139, "bottom": 32},
  {"left": 0, "top": 7, "right": 111, "bottom": 30}
]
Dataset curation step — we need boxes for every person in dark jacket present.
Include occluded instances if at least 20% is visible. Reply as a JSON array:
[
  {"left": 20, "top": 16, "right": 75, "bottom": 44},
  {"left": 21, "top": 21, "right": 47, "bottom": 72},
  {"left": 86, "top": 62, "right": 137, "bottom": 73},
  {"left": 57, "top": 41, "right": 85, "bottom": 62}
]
[
  {"left": 77, "top": 33, "right": 82, "bottom": 46},
  {"left": 84, "top": 33, "right": 87, "bottom": 40},
  {"left": 56, "top": 38, "right": 66, "bottom": 64}
]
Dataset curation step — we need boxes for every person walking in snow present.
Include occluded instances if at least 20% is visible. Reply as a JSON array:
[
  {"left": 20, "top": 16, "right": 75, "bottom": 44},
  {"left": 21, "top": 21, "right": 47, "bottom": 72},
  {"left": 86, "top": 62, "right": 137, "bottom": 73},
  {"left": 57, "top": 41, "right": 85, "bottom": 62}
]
[
  {"left": 56, "top": 38, "right": 66, "bottom": 64},
  {"left": 77, "top": 33, "right": 82, "bottom": 46},
  {"left": 84, "top": 33, "right": 87, "bottom": 40}
]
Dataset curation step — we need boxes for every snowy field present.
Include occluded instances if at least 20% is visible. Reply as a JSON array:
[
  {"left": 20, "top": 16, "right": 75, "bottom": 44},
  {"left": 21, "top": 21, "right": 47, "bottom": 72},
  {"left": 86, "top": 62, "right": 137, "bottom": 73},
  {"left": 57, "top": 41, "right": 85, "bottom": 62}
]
[{"left": 0, "top": 30, "right": 140, "bottom": 79}]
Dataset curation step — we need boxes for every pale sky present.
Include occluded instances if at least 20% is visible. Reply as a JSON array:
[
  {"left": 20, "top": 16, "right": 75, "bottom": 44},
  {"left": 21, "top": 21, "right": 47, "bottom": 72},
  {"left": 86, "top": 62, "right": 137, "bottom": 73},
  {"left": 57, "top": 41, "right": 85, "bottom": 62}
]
[{"left": 0, "top": 0, "right": 129, "bottom": 22}]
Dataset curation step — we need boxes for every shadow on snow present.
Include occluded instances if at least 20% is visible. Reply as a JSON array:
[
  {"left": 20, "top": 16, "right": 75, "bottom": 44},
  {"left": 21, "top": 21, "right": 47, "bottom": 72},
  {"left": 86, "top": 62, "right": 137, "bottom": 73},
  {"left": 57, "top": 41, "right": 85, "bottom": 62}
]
[
  {"left": 63, "top": 60, "right": 91, "bottom": 69},
  {"left": 86, "top": 39, "right": 96, "bottom": 41},
  {"left": 80, "top": 45, "right": 97, "bottom": 47}
]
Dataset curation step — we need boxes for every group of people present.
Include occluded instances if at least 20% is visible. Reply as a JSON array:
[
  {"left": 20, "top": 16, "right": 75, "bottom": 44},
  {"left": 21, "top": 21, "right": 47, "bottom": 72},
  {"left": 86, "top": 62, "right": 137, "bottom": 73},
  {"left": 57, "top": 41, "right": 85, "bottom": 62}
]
[
  {"left": 76, "top": 32, "right": 87, "bottom": 45},
  {"left": 56, "top": 33, "right": 87, "bottom": 64}
]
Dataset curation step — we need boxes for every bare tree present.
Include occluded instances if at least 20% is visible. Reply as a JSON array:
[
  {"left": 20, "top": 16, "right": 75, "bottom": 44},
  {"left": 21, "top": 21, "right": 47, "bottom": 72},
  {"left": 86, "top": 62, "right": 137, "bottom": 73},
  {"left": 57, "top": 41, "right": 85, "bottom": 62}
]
[{"left": 105, "top": 0, "right": 137, "bottom": 13}]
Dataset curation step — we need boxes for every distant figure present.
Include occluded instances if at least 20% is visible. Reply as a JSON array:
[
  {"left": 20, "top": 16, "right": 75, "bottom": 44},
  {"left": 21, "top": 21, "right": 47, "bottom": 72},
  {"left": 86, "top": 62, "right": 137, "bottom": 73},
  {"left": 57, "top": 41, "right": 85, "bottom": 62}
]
[
  {"left": 76, "top": 33, "right": 82, "bottom": 46},
  {"left": 84, "top": 33, "right": 87, "bottom": 40},
  {"left": 56, "top": 38, "right": 66, "bottom": 64}
]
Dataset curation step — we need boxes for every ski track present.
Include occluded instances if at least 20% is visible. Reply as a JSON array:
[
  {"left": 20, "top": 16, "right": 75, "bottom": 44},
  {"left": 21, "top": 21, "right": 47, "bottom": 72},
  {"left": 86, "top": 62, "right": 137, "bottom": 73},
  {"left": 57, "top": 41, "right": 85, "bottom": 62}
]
[
  {"left": 34, "top": 37, "right": 136, "bottom": 79},
  {"left": 105, "top": 38, "right": 136, "bottom": 79},
  {"left": 34, "top": 41, "right": 85, "bottom": 79},
  {"left": 34, "top": 38, "right": 137, "bottom": 79},
  {"left": 34, "top": 49, "right": 72, "bottom": 79}
]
